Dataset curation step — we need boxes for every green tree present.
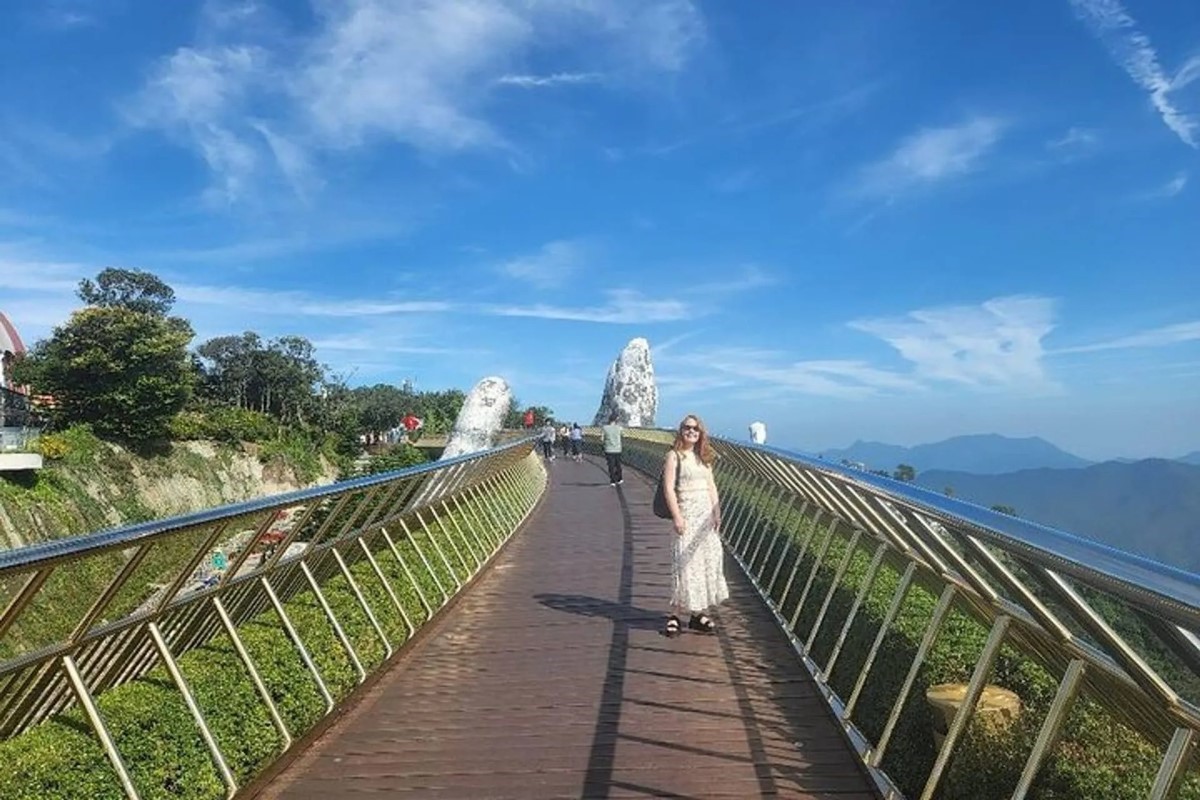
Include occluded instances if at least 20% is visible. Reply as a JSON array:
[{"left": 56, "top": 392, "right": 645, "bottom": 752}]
[
  {"left": 416, "top": 389, "right": 467, "bottom": 434},
  {"left": 196, "top": 332, "right": 262, "bottom": 408},
  {"left": 991, "top": 504, "right": 1017, "bottom": 516},
  {"left": 893, "top": 463, "right": 917, "bottom": 482},
  {"left": 354, "top": 383, "right": 414, "bottom": 437},
  {"left": 20, "top": 306, "right": 194, "bottom": 441},
  {"left": 77, "top": 267, "right": 176, "bottom": 317}
]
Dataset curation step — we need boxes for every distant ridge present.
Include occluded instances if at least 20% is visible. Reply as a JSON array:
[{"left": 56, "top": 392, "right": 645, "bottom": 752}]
[
  {"left": 916, "top": 459, "right": 1200, "bottom": 572},
  {"left": 819, "top": 433, "right": 1092, "bottom": 475},
  {"left": 1178, "top": 451, "right": 1200, "bottom": 466}
]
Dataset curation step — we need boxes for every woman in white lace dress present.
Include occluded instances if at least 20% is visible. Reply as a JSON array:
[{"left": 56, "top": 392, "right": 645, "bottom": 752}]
[{"left": 662, "top": 414, "right": 729, "bottom": 637}]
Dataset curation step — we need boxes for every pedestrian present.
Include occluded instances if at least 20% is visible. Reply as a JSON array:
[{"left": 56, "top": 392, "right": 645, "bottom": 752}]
[
  {"left": 540, "top": 420, "right": 556, "bottom": 460},
  {"left": 559, "top": 424, "right": 571, "bottom": 457},
  {"left": 570, "top": 422, "right": 583, "bottom": 462},
  {"left": 523, "top": 408, "right": 535, "bottom": 429},
  {"left": 661, "top": 414, "right": 728, "bottom": 637},
  {"left": 601, "top": 412, "right": 623, "bottom": 485}
]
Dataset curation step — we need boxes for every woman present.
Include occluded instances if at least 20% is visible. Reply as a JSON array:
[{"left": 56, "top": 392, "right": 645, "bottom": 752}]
[{"left": 662, "top": 414, "right": 729, "bottom": 637}]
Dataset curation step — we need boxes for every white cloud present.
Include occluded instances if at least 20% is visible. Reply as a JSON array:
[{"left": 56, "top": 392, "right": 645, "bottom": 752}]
[
  {"left": 1159, "top": 172, "right": 1188, "bottom": 197},
  {"left": 853, "top": 116, "right": 1004, "bottom": 199},
  {"left": 486, "top": 289, "right": 693, "bottom": 323},
  {"left": 0, "top": 258, "right": 86, "bottom": 293},
  {"left": 1057, "top": 320, "right": 1200, "bottom": 354},
  {"left": 1047, "top": 126, "right": 1099, "bottom": 153},
  {"left": 128, "top": 0, "right": 705, "bottom": 203},
  {"left": 1069, "top": 0, "right": 1199, "bottom": 148},
  {"left": 497, "top": 240, "right": 585, "bottom": 289},
  {"left": 850, "top": 295, "right": 1057, "bottom": 389},
  {"left": 310, "top": 334, "right": 485, "bottom": 356},
  {"left": 670, "top": 347, "right": 920, "bottom": 400},
  {"left": 497, "top": 72, "right": 604, "bottom": 88},
  {"left": 175, "top": 282, "right": 451, "bottom": 316},
  {"left": 687, "top": 264, "right": 776, "bottom": 295},
  {"left": 128, "top": 45, "right": 273, "bottom": 204}
]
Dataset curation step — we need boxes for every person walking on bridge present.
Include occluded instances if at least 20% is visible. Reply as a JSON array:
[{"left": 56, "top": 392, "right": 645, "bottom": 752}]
[
  {"left": 601, "top": 412, "right": 623, "bottom": 485},
  {"left": 661, "top": 414, "right": 728, "bottom": 637}
]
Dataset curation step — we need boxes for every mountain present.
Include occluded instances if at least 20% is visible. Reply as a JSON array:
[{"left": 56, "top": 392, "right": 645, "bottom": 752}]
[
  {"left": 1178, "top": 451, "right": 1200, "bottom": 466},
  {"left": 916, "top": 459, "right": 1200, "bottom": 572},
  {"left": 820, "top": 434, "right": 1092, "bottom": 475}
]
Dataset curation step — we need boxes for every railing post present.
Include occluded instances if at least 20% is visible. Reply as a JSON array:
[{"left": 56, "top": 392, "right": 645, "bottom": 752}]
[{"left": 62, "top": 654, "right": 142, "bottom": 800}]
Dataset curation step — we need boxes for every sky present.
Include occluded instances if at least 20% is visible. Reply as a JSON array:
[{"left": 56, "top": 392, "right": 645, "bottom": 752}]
[{"left": 0, "top": 0, "right": 1198, "bottom": 462}]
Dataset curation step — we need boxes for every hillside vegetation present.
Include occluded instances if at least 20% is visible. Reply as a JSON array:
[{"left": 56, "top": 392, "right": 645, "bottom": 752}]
[
  {"left": 0, "top": 425, "right": 338, "bottom": 550},
  {"left": 917, "top": 459, "right": 1200, "bottom": 571}
]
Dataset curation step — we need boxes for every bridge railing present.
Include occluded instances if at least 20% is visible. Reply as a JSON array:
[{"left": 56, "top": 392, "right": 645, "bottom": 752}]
[
  {"left": 618, "top": 430, "right": 1200, "bottom": 800},
  {"left": 0, "top": 438, "right": 546, "bottom": 799}
]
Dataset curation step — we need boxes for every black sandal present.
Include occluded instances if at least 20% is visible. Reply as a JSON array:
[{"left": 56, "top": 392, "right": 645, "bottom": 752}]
[
  {"left": 688, "top": 612, "right": 716, "bottom": 634},
  {"left": 664, "top": 615, "right": 681, "bottom": 638}
]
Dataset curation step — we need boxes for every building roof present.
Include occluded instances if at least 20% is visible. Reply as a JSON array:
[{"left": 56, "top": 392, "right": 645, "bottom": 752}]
[{"left": 0, "top": 312, "right": 26, "bottom": 356}]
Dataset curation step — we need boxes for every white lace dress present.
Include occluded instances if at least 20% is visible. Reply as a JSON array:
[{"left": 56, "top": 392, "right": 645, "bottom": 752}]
[{"left": 670, "top": 450, "right": 730, "bottom": 612}]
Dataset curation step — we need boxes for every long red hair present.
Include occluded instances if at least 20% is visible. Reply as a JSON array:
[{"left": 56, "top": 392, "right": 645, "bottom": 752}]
[{"left": 672, "top": 414, "right": 716, "bottom": 466}]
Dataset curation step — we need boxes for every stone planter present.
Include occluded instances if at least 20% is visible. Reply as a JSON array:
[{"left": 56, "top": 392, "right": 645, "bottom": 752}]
[{"left": 926, "top": 683, "right": 1021, "bottom": 750}]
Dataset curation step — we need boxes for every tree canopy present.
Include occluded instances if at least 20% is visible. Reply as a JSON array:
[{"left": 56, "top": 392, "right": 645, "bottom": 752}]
[
  {"left": 18, "top": 306, "right": 194, "bottom": 441},
  {"left": 16, "top": 268, "right": 544, "bottom": 451},
  {"left": 77, "top": 267, "right": 176, "bottom": 317}
]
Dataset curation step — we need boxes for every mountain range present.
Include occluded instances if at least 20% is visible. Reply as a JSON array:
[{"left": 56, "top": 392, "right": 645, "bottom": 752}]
[
  {"left": 818, "top": 434, "right": 1093, "bottom": 475},
  {"left": 915, "top": 459, "right": 1200, "bottom": 573}
]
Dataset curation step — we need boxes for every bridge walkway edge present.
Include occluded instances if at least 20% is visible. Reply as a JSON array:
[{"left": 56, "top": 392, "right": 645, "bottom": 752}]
[{"left": 254, "top": 454, "right": 879, "bottom": 799}]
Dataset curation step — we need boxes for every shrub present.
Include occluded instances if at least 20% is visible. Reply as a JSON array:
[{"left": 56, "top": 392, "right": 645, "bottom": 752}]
[
  {"left": 169, "top": 407, "right": 276, "bottom": 443},
  {"left": 33, "top": 424, "right": 104, "bottom": 465}
]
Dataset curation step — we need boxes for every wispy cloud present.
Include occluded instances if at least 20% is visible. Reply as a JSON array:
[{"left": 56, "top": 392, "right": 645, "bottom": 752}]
[
  {"left": 1157, "top": 172, "right": 1188, "bottom": 198},
  {"left": 175, "top": 282, "right": 451, "bottom": 317},
  {"left": 1069, "top": 0, "right": 1199, "bottom": 148},
  {"left": 687, "top": 265, "right": 776, "bottom": 295},
  {"left": 850, "top": 295, "right": 1057, "bottom": 389},
  {"left": 497, "top": 239, "right": 586, "bottom": 289},
  {"left": 1046, "top": 126, "right": 1100, "bottom": 160},
  {"left": 311, "top": 335, "right": 486, "bottom": 356},
  {"left": 0, "top": 258, "right": 86, "bottom": 293},
  {"left": 497, "top": 72, "right": 604, "bottom": 88},
  {"left": 851, "top": 116, "right": 1005, "bottom": 200},
  {"left": 127, "top": 0, "right": 705, "bottom": 204},
  {"left": 486, "top": 289, "right": 694, "bottom": 323},
  {"left": 671, "top": 347, "right": 920, "bottom": 400},
  {"left": 1056, "top": 320, "right": 1200, "bottom": 354}
]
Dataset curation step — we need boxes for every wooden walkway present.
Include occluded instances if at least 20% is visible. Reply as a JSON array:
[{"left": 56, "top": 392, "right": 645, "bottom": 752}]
[{"left": 257, "top": 455, "right": 879, "bottom": 799}]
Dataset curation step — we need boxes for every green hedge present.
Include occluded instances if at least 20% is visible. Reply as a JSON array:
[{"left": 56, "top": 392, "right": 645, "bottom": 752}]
[
  {"left": 0, "top": 479, "right": 531, "bottom": 800},
  {"left": 718, "top": 470, "right": 1199, "bottom": 799}
]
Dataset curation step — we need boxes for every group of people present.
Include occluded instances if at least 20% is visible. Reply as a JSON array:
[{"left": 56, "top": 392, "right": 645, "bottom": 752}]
[
  {"left": 539, "top": 420, "right": 583, "bottom": 462},
  {"left": 597, "top": 412, "right": 729, "bottom": 639}
]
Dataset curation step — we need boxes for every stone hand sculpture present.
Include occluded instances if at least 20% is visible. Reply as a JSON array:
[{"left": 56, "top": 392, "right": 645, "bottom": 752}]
[
  {"left": 441, "top": 376, "right": 512, "bottom": 459},
  {"left": 592, "top": 337, "right": 657, "bottom": 428}
]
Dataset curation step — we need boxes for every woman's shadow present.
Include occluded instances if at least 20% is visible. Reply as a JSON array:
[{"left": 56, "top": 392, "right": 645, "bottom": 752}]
[{"left": 534, "top": 593, "right": 662, "bottom": 632}]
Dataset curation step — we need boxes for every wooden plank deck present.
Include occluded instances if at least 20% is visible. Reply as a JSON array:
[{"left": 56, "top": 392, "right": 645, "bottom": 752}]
[{"left": 257, "top": 455, "right": 879, "bottom": 799}]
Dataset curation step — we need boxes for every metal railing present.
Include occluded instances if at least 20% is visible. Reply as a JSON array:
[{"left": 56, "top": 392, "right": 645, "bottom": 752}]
[
  {"left": 0, "top": 438, "right": 546, "bottom": 798},
  {"left": 618, "top": 430, "right": 1200, "bottom": 800}
]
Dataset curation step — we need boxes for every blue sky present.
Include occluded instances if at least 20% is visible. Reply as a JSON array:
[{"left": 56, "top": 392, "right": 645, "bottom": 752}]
[{"left": 1, "top": 0, "right": 1198, "bottom": 461}]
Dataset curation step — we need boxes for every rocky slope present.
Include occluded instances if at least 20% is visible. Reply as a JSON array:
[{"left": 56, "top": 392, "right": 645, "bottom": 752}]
[{"left": 0, "top": 439, "right": 337, "bottom": 550}]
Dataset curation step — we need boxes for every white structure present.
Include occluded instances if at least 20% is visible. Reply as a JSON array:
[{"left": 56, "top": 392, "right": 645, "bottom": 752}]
[
  {"left": 592, "top": 337, "right": 657, "bottom": 427},
  {"left": 749, "top": 421, "right": 767, "bottom": 445},
  {"left": 0, "top": 311, "right": 27, "bottom": 390},
  {"left": 441, "top": 377, "right": 512, "bottom": 459}
]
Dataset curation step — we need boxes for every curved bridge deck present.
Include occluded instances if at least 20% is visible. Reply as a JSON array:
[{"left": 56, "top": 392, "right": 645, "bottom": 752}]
[{"left": 258, "top": 456, "right": 878, "bottom": 799}]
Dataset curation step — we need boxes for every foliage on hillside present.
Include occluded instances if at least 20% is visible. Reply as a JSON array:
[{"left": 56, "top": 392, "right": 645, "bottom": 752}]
[
  {"left": 0, "top": 424, "right": 337, "bottom": 550},
  {"left": 918, "top": 459, "right": 1200, "bottom": 572},
  {"left": 11, "top": 268, "right": 546, "bottom": 459}
]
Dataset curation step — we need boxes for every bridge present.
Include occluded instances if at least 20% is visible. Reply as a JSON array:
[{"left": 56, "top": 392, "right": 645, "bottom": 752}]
[{"left": 0, "top": 431, "right": 1198, "bottom": 799}]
